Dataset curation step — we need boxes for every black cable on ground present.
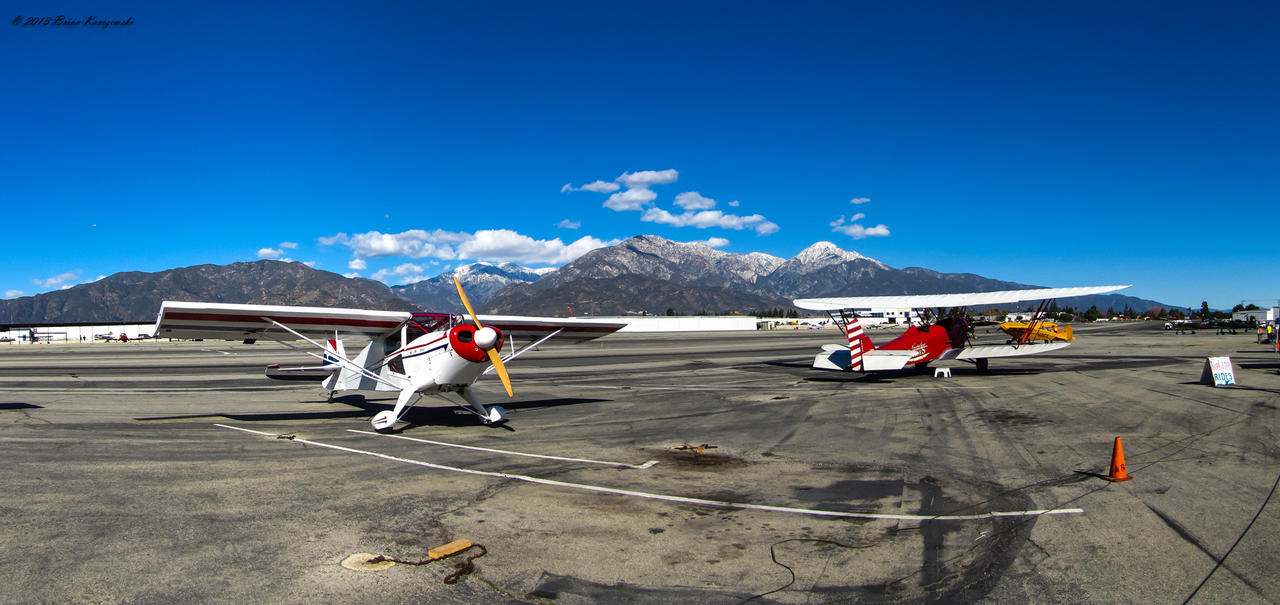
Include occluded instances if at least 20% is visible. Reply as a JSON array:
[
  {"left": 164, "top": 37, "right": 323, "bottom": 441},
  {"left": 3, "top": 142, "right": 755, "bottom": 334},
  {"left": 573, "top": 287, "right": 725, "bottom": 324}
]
[
  {"left": 737, "top": 538, "right": 871, "bottom": 604},
  {"left": 1181, "top": 471, "right": 1280, "bottom": 604}
]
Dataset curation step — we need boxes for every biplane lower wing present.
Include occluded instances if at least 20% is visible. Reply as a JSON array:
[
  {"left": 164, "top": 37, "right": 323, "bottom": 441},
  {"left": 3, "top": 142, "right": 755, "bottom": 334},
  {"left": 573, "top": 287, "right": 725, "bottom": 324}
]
[{"left": 942, "top": 342, "right": 1072, "bottom": 360}]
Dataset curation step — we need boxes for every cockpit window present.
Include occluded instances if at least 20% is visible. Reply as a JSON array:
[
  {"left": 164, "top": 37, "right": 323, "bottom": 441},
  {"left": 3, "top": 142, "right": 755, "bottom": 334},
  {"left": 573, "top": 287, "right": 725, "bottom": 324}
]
[{"left": 408, "top": 313, "right": 453, "bottom": 340}]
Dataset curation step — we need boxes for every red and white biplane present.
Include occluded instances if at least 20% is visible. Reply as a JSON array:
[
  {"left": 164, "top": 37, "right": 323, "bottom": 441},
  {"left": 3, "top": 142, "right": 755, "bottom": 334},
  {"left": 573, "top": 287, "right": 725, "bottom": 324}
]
[
  {"left": 794, "top": 285, "right": 1130, "bottom": 374},
  {"left": 153, "top": 278, "right": 626, "bottom": 431}
]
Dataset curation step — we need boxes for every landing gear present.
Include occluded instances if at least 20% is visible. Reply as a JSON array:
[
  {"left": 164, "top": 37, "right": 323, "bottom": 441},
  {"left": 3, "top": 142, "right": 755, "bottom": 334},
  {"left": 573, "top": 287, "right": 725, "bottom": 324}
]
[
  {"left": 460, "top": 387, "right": 507, "bottom": 425},
  {"left": 371, "top": 410, "right": 398, "bottom": 433},
  {"left": 976, "top": 358, "right": 989, "bottom": 374},
  {"left": 483, "top": 406, "right": 507, "bottom": 425}
]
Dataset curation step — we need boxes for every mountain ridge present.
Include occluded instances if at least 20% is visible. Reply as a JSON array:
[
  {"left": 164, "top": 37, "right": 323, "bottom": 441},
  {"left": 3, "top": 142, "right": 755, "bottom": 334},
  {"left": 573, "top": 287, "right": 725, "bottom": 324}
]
[{"left": 1, "top": 236, "right": 1175, "bottom": 323}]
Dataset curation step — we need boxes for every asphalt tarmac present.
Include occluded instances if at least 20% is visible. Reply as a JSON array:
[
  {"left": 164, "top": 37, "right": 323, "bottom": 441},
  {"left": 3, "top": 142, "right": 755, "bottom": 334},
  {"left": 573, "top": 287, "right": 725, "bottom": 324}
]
[{"left": 2, "top": 323, "right": 1278, "bottom": 604}]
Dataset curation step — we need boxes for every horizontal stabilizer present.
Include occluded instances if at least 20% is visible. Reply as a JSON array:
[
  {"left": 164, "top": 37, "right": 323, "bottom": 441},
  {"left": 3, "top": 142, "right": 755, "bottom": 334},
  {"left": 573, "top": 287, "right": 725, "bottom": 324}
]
[
  {"left": 265, "top": 366, "right": 332, "bottom": 382},
  {"left": 813, "top": 348, "right": 914, "bottom": 371}
]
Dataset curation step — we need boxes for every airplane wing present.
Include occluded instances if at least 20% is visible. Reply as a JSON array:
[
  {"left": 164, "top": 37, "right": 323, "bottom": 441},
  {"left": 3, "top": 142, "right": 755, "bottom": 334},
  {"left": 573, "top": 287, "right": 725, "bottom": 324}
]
[
  {"left": 794, "top": 285, "right": 1131, "bottom": 311},
  {"left": 940, "top": 342, "right": 1072, "bottom": 360},
  {"left": 471, "top": 314, "right": 628, "bottom": 343},
  {"left": 153, "top": 301, "right": 411, "bottom": 341}
]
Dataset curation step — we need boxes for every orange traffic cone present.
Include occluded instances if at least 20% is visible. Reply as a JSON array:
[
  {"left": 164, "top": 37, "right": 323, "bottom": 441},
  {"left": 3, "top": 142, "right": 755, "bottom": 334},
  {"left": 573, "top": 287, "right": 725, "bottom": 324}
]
[{"left": 1106, "top": 436, "right": 1132, "bottom": 482}]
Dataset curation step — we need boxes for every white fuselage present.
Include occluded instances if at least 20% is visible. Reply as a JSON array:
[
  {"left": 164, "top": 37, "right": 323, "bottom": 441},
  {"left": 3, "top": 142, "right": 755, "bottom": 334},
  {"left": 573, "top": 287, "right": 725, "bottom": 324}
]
[{"left": 399, "top": 330, "right": 489, "bottom": 392}]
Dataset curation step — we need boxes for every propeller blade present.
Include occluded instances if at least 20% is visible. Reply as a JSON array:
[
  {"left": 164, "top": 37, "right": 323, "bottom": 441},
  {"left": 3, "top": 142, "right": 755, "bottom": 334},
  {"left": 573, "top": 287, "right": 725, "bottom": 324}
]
[
  {"left": 487, "top": 348, "right": 514, "bottom": 397},
  {"left": 456, "top": 276, "right": 512, "bottom": 398},
  {"left": 454, "top": 276, "right": 483, "bottom": 328}
]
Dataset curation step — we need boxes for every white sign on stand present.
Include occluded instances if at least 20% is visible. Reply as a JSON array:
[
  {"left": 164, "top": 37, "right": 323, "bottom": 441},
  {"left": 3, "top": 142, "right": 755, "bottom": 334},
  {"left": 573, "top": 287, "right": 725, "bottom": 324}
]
[{"left": 1199, "top": 356, "right": 1236, "bottom": 386}]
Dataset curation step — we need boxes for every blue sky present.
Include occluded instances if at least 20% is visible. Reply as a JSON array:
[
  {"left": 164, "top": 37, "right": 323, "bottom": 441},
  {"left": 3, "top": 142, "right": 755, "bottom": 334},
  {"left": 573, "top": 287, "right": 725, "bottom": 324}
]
[{"left": 2, "top": 1, "right": 1276, "bottom": 309}]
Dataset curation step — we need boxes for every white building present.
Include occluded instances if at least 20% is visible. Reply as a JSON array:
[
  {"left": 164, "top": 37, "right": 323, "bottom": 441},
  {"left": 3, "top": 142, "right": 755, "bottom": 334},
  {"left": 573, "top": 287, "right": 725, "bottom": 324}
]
[
  {"left": 1233, "top": 307, "right": 1279, "bottom": 325},
  {"left": 843, "top": 308, "right": 918, "bottom": 326}
]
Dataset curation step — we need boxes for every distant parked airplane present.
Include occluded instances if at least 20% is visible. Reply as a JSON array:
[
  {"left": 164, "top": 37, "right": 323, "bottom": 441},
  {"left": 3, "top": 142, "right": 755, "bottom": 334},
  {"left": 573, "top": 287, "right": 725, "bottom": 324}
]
[{"left": 794, "top": 285, "right": 1129, "bottom": 373}]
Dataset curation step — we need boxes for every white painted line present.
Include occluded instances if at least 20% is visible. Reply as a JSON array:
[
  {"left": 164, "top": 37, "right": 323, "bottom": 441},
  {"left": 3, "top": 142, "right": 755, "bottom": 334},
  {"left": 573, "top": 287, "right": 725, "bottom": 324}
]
[
  {"left": 348, "top": 429, "right": 658, "bottom": 469},
  {"left": 216, "top": 424, "right": 1083, "bottom": 522},
  {"left": 554, "top": 383, "right": 993, "bottom": 392}
]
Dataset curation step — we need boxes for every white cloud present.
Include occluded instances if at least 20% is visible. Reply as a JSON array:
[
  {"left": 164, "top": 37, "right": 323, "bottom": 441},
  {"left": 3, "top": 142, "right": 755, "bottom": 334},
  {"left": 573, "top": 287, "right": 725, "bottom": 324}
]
[
  {"left": 34, "top": 271, "right": 80, "bottom": 289},
  {"left": 642, "top": 208, "right": 780, "bottom": 235},
  {"left": 558, "top": 219, "right": 581, "bottom": 229},
  {"left": 727, "top": 200, "right": 740, "bottom": 207},
  {"left": 457, "top": 229, "right": 614, "bottom": 265},
  {"left": 582, "top": 180, "right": 621, "bottom": 193},
  {"left": 603, "top": 187, "right": 657, "bottom": 211},
  {"left": 829, "top": 213, "right": 865, "bottom": 226},
  {"left": 325, "top": 228, "right": 615, "bottom": 268},
  {"left": 700, "top": 237, "right": 731, "bottom": 248},
  {"left": 342, "top": 272, "right": 361, "bottom": 278},
  {"left": 830, "top": 214, "right": 890, "bottom": 239},
  {"left": 850, "top": 197, "right": 871, "bottom": 204},
  {"left": 372, "top": 263, "right": 427, "bottom": 285},
  {"left": 5, "top": 290, "right": 25, "bottom": 298},
  {"left": 563, "top": 180, "right": 621, "bottom": 193},
  {"left": 318, "top": 233, "right": 347, "bottom": 246},
  {"left": 320, "top": 229, "right": 469, "bottom": 259},
  {"left": 756, "top": 221, "right": 781, "bottom": 235},
  {"left": 257, "top": 248, "right": 284, "bottom": 259},
  {"left": 674, "top": 191, "right": 716, "bottom": 210},
  {"left": 618, "top": 169, "right": 678, "bottom": 188},
  {"left": 301, "top": 261, "right": 317, "bottom": 268},
  {"left": 280, "top": 241, "right": 299, "bottom": 249}
]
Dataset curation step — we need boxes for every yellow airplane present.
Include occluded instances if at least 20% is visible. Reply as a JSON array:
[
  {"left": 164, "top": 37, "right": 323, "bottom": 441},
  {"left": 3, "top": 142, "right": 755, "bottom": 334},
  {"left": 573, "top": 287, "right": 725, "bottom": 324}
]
[{"left": 999, "top": 321, "right": 1073, "bottom": 343}]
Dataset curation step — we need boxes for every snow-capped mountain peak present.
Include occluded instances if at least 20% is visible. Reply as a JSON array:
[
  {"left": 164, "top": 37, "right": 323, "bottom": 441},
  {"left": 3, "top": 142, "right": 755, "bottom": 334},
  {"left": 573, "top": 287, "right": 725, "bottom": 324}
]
[{"left": 785, "top": 241, "right": 887, "bottom": 272}]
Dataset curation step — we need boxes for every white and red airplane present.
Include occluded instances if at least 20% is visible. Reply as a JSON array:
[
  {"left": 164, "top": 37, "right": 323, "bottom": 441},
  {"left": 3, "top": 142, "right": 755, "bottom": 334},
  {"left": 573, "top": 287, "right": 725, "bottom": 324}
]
[
  {"left": 794, "top": 285, "right": 1130, "bottom": 374},
  {"left": 153, "top": 278, "right": 626, "bottom": 431}
]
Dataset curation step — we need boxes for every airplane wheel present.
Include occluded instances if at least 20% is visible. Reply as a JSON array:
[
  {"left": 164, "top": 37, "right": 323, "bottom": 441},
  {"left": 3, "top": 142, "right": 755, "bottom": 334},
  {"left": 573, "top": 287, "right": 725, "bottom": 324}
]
[
  {"left": 976, "top": 358, "right": 989, "bottom": 374},
  {"left": 371, "top": 410, "right": 397, "bottom": 433}
]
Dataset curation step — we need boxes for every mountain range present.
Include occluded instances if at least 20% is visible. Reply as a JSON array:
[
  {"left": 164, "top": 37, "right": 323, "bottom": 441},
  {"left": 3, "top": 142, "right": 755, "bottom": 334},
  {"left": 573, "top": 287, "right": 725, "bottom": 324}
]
[{"left": 0, "top": 235, "right": 1171, "bottom": 324}]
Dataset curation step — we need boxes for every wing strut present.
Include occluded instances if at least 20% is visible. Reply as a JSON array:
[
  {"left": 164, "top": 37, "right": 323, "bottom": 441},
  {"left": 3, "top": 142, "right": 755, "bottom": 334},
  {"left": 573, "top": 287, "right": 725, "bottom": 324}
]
[
  {"left": 482, "top": 328, "right": 563, "bottom": 375},
  {"left": 1016, "top": 299, "right": 1054, "bottom": 348},
  {"left": 259, "top": 316, "right": 402, "bottom": 389}
]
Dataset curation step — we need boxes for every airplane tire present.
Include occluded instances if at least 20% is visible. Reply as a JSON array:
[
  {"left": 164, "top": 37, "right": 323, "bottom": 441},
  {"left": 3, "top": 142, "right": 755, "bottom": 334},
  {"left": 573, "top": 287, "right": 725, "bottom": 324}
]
[{"left": 976, "top": 358, "right": 989, "bottom": 374}]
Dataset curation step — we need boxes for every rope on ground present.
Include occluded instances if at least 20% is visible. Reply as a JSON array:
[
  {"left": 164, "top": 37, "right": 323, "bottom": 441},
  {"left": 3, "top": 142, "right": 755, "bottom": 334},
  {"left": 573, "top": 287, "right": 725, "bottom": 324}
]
[{"left": 369, "top": 543, "right": 488, "bottom": 584}]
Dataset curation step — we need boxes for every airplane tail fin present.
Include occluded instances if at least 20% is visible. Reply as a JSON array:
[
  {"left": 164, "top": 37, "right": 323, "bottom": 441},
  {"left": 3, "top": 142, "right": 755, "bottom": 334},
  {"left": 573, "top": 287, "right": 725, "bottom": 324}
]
[
  {"left": 845, "top": 315, "right": 875, "bottom": 371},
  {"left": 323, "top": 338, "right": 346, "bottom": 369},
  {"left": 1060, "top": 324, "right": 1073, "bottom": 341}
]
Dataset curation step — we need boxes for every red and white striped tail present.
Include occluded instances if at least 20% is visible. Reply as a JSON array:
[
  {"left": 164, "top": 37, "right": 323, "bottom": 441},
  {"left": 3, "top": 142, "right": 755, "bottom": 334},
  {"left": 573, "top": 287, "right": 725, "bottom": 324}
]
[{"left": 844, "top": 315, "right": 874, "bottom": 371}]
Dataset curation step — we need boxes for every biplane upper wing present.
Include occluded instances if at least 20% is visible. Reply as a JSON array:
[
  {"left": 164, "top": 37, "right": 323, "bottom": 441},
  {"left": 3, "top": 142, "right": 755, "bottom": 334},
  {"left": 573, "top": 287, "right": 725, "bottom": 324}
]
[
  {"left": 794, "top": 285, "right": 1130, "bottom": 311},
  {"left": 153, "top": 301, "right": 412, "bottom": 341},
  {"left": 474, "top": 314, "right": 629, "bottom": 343}
]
